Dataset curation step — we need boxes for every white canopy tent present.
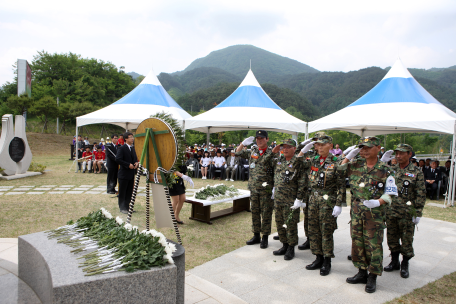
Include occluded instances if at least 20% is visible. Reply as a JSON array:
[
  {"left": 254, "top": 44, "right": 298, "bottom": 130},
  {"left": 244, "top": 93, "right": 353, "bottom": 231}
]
[
  {"left": 308, "top": 59, "right": 456, "bottom": 206},
  {"left": 74, "top": 69, "right": 191, "bottom": 163},
  {"left": 185, "top": 69, "right": 307, "bottom": 137},
  {"left": 76, "top": 70, "right": 191, "bottom": 130}
]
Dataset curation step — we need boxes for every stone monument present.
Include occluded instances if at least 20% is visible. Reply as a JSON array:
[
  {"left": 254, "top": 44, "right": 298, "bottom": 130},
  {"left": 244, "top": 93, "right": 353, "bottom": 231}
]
[{"left": 0, "top": 114, "right": 39, "bottom": 180}]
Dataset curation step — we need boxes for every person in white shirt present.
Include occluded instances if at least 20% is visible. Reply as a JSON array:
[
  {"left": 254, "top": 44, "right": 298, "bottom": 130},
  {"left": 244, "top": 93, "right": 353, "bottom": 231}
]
[
  {"left": 225, "top": 151, "right": 240, "bottom": 181},
  {"left": 211, "top": 150, "right": 226, "bottom": 180},
  {"left": 200, "top": 151, "right": 212, "bottom": 179}
]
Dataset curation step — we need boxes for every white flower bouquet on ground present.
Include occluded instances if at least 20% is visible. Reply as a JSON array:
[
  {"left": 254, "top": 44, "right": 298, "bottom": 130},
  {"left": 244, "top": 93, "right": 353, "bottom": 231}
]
[{"left": 194, "top": 184, "right": 241, "bottom": 201}]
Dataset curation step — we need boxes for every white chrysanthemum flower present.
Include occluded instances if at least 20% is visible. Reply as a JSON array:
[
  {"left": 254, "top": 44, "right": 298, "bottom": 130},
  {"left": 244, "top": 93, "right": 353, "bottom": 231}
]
[
  {"left": 283, "top": 224, "right": 287, "bottom": 228},
  {"left": 149, "top": 229, "right": 158, "bottom": 237},
  {"left": 132, "top": 226, "right": 138, "bottom": 231},
  {"left": 262, "top": 182, "right": 268, "bottom": 187},
  {"left": 124, "top": 223, "right": 133, "bottom": 231},
  {"left": 168, "top": 243, "right": 177, "bottom": 253},
  {"left": 164, "top": 254, "right": 174, "bottom": 264},
  {"left": 359, "top": 183, "right": 365, "bottom": 188},
  {"left": 141, "top": 230, "right": 148, "bottom": 234},
  {"left": 406, "top": 201, "right": 412, "bottom": 206},
  {"left": 159, "top": 237, "right": 168, "bottom": 247},
  {"left": 115, "top": 216, "right": 123, "bottom": 225},
  {"left": 164, "top": 246, "right": 173, "bottom": 255},
  {"left": 323, "top": 194, "right": 329, "bottom": 200}
]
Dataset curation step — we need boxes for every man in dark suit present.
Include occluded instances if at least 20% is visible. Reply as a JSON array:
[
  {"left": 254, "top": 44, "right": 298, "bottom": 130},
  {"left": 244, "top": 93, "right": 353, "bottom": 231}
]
[
  {"left": 441, "top": 160, "right": 451, "bottom": 188},
  {"left": 115, "top": 132, "right": 139, "bottom": 213},
  {"left": 424, "top": 161, "right": 441, "bottom": 200},
  {"left": 240, "top": 157, "right": 249, "bottom": 181},
  {"left": 106, "top": 134, "right": 119, "bottom": 195}
]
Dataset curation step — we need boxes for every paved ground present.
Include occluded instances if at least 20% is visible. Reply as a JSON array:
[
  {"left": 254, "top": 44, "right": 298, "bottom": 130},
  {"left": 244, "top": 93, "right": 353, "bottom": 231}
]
[
  {"left": 189, "top": 209, "right": 456, "bottom": 304},
  {"left": 0, "top": 185, "right": 149, "bottom": 196}
]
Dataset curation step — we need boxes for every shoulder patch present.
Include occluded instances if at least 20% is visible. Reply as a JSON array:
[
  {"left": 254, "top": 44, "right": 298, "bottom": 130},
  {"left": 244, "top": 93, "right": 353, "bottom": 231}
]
[
  {"left": 333, "top": 156, "right": 338, "bottom": 161},
  {"left": 314, "top": 155, "right": 319, "bottom": 160}
]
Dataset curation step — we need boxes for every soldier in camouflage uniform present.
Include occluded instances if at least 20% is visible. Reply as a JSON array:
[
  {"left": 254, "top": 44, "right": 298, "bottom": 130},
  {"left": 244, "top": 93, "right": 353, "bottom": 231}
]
[
  {"left": 269, "top": 139, "right": 306, "bottom": 260},
  {"left": 299, "top": 135, "right": 346, "bottom": 276},
  {"left": 338, "top": 137, "right": 395, "bottom": 293},
  {"left": 236, "top": 130, "right": 275, "bottom": 249},
  {"left": 381, "top": 144, "right": 426, "bottom": 279}
]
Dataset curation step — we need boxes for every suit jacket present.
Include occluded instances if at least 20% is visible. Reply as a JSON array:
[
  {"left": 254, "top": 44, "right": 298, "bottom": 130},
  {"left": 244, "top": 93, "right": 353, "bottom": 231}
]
[
  {"left": 105, "top": 143, "right": 118, "bottom": 168},
  {"left": 116, "top": 144, "right": 138, "bottom": 180},
  {"left": 226, "top": 156, "right": 240, "bottom": 167},
  {"left": 424, "top": 168, "right": 441, "bottom": 182},
  {"left": 441, "top": 167, "right": 451, "bottom": 177}
]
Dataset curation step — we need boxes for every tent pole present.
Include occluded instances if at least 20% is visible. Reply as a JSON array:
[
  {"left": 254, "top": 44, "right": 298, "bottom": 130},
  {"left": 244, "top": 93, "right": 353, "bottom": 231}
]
[
  {"left": 447, "top": 122, "right": 456, "bottom": 207},
  {"left": 75, "top": 123, "right": 79, "bottom": 168},
  {"left": 305, "top": 122, "right": 309, "bottom": 140},
  {"left": 206, "top": 127, "right": 210, "bottom": 149}
]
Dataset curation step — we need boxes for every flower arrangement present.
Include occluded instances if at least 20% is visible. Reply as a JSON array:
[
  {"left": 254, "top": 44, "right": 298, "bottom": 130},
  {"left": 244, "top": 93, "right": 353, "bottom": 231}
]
[
  {"left": 46, "top": 208, "right": 176, "bottom": 276},
  {"left": 194, "top": 184, "right": 241, "bottom": 201},
  {"left": 187, "top": 164, "right": 194, "bottom": 177},
  {"left": 262, "top": 182, "right": 272, "bottom": 194}
]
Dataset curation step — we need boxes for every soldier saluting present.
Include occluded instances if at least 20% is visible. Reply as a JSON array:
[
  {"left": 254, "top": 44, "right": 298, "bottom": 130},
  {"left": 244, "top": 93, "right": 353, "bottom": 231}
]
[
  {"left": 299, "top": 135, "right": 345, "bottom": 276},
  {"left": 236, "top": 130, "right": 275, "bottom": 249},
  {"left": 380, "top": 144, "right": 426, "bottom": 279},
  {"left": 339, "top": 137, "right": 396, "bottom": 293}
]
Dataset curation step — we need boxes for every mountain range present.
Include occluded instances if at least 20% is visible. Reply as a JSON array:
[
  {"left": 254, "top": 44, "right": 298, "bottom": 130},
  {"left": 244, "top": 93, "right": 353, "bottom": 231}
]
[{"left": 137, "top": 45, "right": 456, "bottom": 119}]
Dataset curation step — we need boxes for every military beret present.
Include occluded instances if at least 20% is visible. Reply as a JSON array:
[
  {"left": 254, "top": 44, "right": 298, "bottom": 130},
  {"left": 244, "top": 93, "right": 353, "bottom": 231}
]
[
  {"left": 358, "top": 136, "right": 381, "bottom": 147},
  {"left": 394, "top": 143, "right": 413, "bottom": 153},
  {"left": 280, "top": 139, "right": 297, "bottom": 147}
]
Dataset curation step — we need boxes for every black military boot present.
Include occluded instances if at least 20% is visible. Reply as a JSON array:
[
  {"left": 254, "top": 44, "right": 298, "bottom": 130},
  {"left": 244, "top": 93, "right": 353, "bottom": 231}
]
[
  {"left": 346, "top": 268, "right": 368, "bottom": 284},
  {"left": 347, "top": 255, "right": 352, "bottom": 260},
  {"left": 306, "top": 254, "right": 324, "bottom": 270},
  {"left": 273, "top": 235, "right": 280, "bottom": 240},
  {"left": 384, "top": 252, "right": 400, "bottom": 272},
  {"left": 365, "top": 273, "right": 377, "bottom": 293},
  {"left": 320, "top": 257, "right": 331, "bottom": 276},
  {"left": 284, "top": 245, "right": 295, "bottom": 260},
  {"left": 246, "top": 233, "right": 261, "bottom": 245},
  {"left": 260, "top": 235, "right": 268, "bottom": 249},
  {"left": 298, "top": 239, "right": 310, "bottom": 250},
  {"left": 273, "top": 243, "right": 289, "bottom": 255},
  {"left": 400, "top": 256, "right": 411, "bottom": 278}
]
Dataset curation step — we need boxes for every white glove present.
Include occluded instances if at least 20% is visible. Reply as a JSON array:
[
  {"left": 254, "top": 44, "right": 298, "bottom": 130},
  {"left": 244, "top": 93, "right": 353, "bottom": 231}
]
[
  {"left": 332, "top": 206, "right": 342, "bottom": 217},
  {"left": 412, "top": 217, "right": 420, "bottom": 225},
  {"left": 380, "top": 150, "right": 394, "bottom": 162},
  {"left": 363, "top": 199, "right": 381, "bottom": 208},
  {"left": 343, "top": 145, "right": 356, "bottom": 155},
  {"left": 271, "top": 187, "right": 275, "bottom": 199},
  {"left": 242, "top": 136, "right": 255, "bottom": 146},
  {"left": 301, "top": 142, "right": 315, "bottom": 154},
  {"left": 244, "top": 165, "right": 249, "bottom": 168},
  {"left": 301, "top": 202, "right": 306, "bottom": 208},
  {"left": 182, "top": 175, "right": 194, "bottom": 188},
  {"left": 234, "top": 165, "right": 238, "bottom": 169},
  {"left": 301, "top": 138, "right": 312, "bottom": 146},
  {"left": 346, "top": 148, "right": 360, "bottom": 160},
  {"left": 291, "top": 198, "right": 302, "bottom": 209}
]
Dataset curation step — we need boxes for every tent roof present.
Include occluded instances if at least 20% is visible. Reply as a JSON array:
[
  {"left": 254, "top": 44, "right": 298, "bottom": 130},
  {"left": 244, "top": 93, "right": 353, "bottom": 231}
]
[
  {"left": 76, "top": 70, "right": 191, "bottom": 129},
  {"left": 185, "top": 69, "right": 307, "bottom": 134},
  {"left": 308, "top": 59, "right": 456, "bottom": 135}
]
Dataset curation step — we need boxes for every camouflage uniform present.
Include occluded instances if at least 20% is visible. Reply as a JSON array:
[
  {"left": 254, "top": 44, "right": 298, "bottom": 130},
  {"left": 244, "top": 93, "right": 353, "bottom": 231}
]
[
  {"left": 236, "top": 145, "right": 274, "bottom": 236},
  {"left": 388, "top": 145, "right": 426, "bottom": 258},
  {"left": 271, "top": 140, "right": 306, "bottom": 246},
  {"left": 338, "top": 137, "right": 393, "bottom": 276},
  {"left": 302, "top": 136, "right": 346, "bottom": 258}
]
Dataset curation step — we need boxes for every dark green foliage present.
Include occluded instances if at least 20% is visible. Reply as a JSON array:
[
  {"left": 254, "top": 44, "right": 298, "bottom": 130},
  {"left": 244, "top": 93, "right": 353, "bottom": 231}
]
[
  {"left": 30, "top": 96, "right": 59, "bottom": 132},
  {"left": 174, "top": 45, "right": 319, "bottom": 83},
  {"left": 6, "top": 94, "right": 33, "bottom": 115}
]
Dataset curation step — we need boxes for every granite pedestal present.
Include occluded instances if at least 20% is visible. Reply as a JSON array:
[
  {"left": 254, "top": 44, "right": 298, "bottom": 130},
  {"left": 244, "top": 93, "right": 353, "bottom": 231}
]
[{"left": 19, "top": 231, "right": 185, "bottom": 304}]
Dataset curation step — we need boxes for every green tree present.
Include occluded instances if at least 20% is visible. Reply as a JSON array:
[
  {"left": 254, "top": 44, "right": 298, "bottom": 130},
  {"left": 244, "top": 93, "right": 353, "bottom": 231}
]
[
  {"left": 30, "top": 96, "right": 59, "bottom": 132},
  {"left": 6, "top": 94, "right": 33, "bottom": 115}
]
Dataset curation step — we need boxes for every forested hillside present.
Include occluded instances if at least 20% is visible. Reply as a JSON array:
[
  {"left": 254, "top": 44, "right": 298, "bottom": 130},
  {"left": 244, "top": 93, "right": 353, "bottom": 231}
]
[{"left": 173, "top": 45, "right": 319, "bottom": 83}]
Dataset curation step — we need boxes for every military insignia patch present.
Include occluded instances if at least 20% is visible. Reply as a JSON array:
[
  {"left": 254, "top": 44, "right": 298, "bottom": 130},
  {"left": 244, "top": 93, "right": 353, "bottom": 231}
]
[
  {"left": 311, "top": 166, "right": 319, "bottom": 172},
  {"left": 289, "top": 164, "right": 292, "bottom": 168},
  {"left": 277, "top": 162, "right": 281, "bottom": 165},
  {"left": 405, "top": 173, "right": 415, "bottom": 177},
  {"left": 325, "top": 164, "right": 334, "bottom": 169}
]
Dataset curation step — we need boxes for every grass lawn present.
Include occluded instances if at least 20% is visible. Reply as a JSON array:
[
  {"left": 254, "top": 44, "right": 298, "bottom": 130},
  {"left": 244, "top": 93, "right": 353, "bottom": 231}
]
[{"left": 1, "top": 133, "right": 456, "bottom": 303}]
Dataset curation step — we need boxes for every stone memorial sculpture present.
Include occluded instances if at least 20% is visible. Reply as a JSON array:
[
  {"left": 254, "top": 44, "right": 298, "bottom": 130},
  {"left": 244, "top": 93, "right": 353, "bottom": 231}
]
[{"left": 0, "top": 114, "right": 32, "bottom": 176}]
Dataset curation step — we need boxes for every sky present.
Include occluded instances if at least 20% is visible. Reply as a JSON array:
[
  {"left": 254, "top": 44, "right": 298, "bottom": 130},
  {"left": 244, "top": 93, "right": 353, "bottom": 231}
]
[{"left": 1, "top": 0, "right": 456, "bottom": 85}]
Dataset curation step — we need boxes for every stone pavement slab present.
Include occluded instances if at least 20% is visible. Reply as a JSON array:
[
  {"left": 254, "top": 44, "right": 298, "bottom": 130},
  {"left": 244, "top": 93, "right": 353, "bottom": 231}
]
[
  {"left": 5, "top": 192, "right": 24, "bottom": 195},
  {"left": 189, "top": 208, "right": 456, "bottom": 303},
  {"left": 26, "top": 192, "right": 45, "bottom": 195},
  {"left": 66, "top": 191, "right": 84, "bottom": 194},
  {"left": 49, "top": 191, "right": 65, "bottom": 194}
]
